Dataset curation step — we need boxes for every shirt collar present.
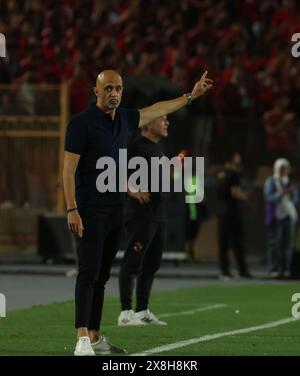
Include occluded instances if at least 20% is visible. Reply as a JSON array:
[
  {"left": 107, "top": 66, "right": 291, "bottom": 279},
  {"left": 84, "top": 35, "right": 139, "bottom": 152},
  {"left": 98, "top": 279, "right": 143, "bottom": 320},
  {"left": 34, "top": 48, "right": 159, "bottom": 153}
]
[
  {"left": 89, "top": 102, "right": 119, "bottom": 120},
  {"left": 141, "top": 136, "right": 158, "bottom": 145}
]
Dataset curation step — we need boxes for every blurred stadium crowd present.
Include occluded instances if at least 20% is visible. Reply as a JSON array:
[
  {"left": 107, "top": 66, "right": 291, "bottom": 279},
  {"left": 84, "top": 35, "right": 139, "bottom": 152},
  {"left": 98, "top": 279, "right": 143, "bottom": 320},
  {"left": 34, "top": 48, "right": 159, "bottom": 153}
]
[{"left": 0, "top": 0, "right": 300, "bottom": 118}]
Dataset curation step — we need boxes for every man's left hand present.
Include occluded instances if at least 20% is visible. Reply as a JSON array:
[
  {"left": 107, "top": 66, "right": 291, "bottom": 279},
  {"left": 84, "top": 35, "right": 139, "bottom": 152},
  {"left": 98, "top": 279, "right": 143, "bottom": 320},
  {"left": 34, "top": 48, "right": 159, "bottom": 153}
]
[{"left": 128, "top": 190, "right": 151, "bottom": 204}]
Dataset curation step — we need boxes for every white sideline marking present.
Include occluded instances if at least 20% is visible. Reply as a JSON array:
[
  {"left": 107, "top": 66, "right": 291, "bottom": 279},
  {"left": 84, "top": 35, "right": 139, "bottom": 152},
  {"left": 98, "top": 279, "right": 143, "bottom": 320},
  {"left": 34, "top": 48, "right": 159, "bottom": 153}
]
[
  {"left": 158, "top": 304, "right": 227, "bottom": 318},
  {"left": 131, "top": 317, "right": 299, "bottom": 356}
]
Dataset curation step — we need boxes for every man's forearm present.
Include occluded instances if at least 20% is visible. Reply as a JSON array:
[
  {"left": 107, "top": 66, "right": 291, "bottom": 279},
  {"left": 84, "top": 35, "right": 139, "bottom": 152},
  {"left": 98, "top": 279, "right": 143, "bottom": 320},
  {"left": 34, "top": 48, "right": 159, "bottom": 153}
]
[
  {"left": 139, "top": 95, "right": 188, "bottom": 127},
  {"left": 63, "top": 169, "right": 77, "bottom": 209},
  {"left": 138, "top": 70, "right": 213, "bottom": 127}
]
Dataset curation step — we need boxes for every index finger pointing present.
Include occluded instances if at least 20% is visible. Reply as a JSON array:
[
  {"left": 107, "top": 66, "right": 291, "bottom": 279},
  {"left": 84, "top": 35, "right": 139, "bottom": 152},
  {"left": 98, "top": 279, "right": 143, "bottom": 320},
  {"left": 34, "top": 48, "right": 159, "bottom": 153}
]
[{"left": 201, "top": 70, "right": 208, "bottom": 80}]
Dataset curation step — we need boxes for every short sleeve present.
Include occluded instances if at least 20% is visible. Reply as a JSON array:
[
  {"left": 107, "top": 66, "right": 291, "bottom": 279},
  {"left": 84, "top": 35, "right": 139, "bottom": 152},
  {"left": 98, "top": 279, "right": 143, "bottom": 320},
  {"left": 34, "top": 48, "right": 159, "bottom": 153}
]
[
  {"left": 121, "top": 108, "right": 140, "bottom": 131},
  {"left": 64, "top": 116, "right": 88, "bottom": 155}
]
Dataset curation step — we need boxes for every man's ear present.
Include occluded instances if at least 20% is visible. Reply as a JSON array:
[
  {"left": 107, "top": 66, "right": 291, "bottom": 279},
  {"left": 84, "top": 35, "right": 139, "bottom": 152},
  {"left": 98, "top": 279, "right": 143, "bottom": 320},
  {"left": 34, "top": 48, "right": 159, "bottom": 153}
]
[{"left": 93, "top": 87, "right": 98, "bottom": 97}]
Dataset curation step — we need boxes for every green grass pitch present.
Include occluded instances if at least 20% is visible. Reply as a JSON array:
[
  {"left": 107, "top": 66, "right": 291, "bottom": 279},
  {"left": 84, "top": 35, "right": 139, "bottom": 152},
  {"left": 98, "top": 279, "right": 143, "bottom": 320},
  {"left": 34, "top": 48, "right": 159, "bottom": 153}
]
[{"left": 0, "top": 283, "right": 299, "bottom": 356}]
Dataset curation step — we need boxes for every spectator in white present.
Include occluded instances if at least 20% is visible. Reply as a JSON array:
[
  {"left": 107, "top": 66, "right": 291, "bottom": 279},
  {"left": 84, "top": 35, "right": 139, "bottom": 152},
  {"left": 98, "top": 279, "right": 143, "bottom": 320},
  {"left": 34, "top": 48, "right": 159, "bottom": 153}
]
[{"left": 263, "top": 158, "right": 299, "bottom": 278}]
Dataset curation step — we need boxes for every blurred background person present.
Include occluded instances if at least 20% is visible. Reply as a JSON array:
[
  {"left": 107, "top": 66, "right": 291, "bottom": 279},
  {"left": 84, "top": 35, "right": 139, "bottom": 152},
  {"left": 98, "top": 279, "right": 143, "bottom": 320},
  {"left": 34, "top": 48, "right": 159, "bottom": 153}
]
[
  {"left": 118, "top": 116, "right": 169, "bottom": 326},
  {"left": 217, "top": 151, "right": 252, "bottom": 280},
  {"left": 263, "top": 97, "right": 296, "bottom": 165},
  {"left": 263, "top": 158, "right": 299, "bottom": 278},
  {"left": 173, "top": 150, "right": 208, "bottom": 263},
  {"left": 184, "top": 167, "right": 208, "bottom": 263}
]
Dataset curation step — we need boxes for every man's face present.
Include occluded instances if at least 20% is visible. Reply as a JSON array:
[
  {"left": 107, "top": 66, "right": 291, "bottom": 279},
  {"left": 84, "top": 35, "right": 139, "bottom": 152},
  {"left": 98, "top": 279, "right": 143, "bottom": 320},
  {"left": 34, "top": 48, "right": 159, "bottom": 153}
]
[
  {"left": 95, "top": 72, "right": 123, "bottom": 111},
  {"left": 150, "top": 116, "right": 170, "bottom": 138},
  {"left": 280, "top": 165, "right": 290, "bottom": 177}
]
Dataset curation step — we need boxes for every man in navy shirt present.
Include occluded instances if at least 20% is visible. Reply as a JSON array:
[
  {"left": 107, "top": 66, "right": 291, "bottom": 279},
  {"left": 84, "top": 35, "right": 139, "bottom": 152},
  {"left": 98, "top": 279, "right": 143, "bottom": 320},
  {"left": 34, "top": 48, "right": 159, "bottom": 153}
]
[{"left": 63, "top": 69, "right": 212, "bottom": 356}]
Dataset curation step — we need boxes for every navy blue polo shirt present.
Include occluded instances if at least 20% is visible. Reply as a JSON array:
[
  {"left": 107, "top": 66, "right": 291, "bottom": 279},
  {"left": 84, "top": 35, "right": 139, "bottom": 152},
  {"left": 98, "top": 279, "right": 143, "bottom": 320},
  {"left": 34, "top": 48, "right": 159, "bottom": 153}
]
[{"left": 64, "top": 103, "right": 140, "bottom": 208}]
